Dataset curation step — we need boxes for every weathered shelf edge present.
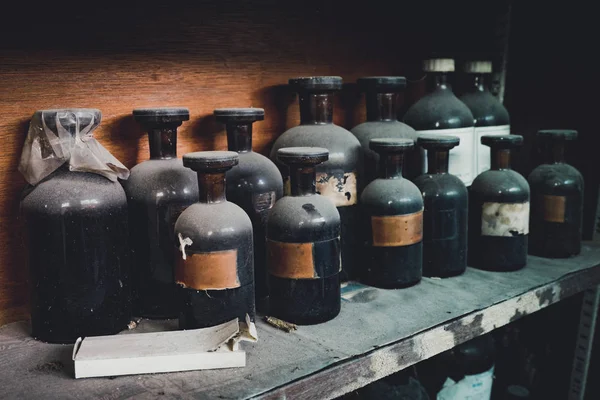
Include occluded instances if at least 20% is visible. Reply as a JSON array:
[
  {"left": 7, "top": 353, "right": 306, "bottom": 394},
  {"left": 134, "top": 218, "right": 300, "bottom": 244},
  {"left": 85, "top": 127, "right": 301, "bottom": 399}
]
[{"left": 255, "top": 262, "right": 600, "bottom": 400}]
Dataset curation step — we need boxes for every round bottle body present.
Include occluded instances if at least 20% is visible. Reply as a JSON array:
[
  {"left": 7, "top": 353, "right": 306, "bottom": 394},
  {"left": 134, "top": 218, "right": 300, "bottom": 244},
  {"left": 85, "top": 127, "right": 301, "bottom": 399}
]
[
  {"left": 174, "top": 201, "right": 255, "bottom": 329},
  {"left": 528, "top": 163, "right": 583, "bottom": 258},
  {"left": 266, "top": 194, "right": 341, "bottom": 324},
  {"left": 22, "top": 168, "right": 131, "bottom": 343},
  {"left": 123, "top": 158, "right": 198, "bottom": 318}
]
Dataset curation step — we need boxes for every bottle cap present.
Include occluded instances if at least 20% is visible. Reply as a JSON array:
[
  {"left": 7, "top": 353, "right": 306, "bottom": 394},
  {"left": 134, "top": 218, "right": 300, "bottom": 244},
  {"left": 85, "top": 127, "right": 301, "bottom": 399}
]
[
  {"left": 537, "top": 129, "right": 578, "bottom": 140},
  {"left": 463, "top": 61, "right": 493, "bottom": 74},
  {"left": 423, "top": 58, "right": 455, "bottom": 72},
  {"left": 481, "top": 134, "right": 523, "bottom": 148},
  {"left": 357, "top": 76, "right": 407, "bottom": 92},
  {"left": 369, "top": 138, "right": 414, "bottom": 153},
  {"left": 505, "top": 385, "right": 530, "bottom": 400},
  {"left": 289, "top": 76, "right": 343, "bottom": 91},
  {"left": 214, "top": 108, "right": 265, "bottom": 123},
  {"left": 277, "top": 147, "right": 329, "bottom": 166},
  {"left": 133, "top": 107, "right": 190, "bottom": 124},
  {"left": 183, "top": 151, "right": 239, "bottom": 171},
  {"left": 417, "top": 134, "right": 460, "bottom": 150}
]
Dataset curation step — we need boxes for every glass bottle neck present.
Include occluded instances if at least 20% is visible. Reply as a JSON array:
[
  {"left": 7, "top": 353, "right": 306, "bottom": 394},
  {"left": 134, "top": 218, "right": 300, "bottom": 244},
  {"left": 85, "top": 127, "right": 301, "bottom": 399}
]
[
  {"left": 427, "top": 150, "right": 449, "bottom": 174},
  {"left": 545, "top": 141, "right": 566, "bottom": 164},
  {"left": 289, "top": 166, "right": 317, "bottom": 196},
  {"left": 197, "top": 172, "right": 227, "bottom": 203},
  {"left": 148, "top": 127, "right": 177, "bottom": 159},
  {"left": 379, "top": 153, "right": 404, "bottom": 179},
  {"left": 428, "top": 72, "right": 453, "bottom": 92},
  {"left": 491, "top": 149, "right": 512, "bottom": 170},
  {"left": 226, "top": 123, "right": 253, "bottom": 153},
  {"left": 366, "top": 92, "right": 398, "bottom": 122},
  {"left": 299, "top": 92, "right": 334, "bottom": 125}
]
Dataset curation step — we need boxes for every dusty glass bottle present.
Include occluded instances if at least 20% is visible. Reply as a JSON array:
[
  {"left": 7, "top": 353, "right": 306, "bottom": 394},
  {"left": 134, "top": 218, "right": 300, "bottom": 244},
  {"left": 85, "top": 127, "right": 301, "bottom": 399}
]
[
  {"left": 360, "top": 138, "right": 423, "bottom": 288},
  {"left": 404, "top": 59, "right": 476, "bottom": 186},
  {"left": 21, "top": 109, "right": 131, "bottom": 343},
  {"left": 214, "top": 108, "right": 283, "bottom": 304},
  {"left": 123, "top": 107, "right": 198, "bottom": 318},
  {"left": 269, "top": 76, "right": 361, "bottom": 281},
  {"left": 351, "top": 76, "right": 421, "bottom": 183},
  {"left": 266, "top": 147, "right": 341, "bottom": 324},
  {"left": 469, "top": 135, "right": 529, "bottom": 271},
  {"left": 414, "top": 135, "right": 468, "bottom": 277},
  {"left": 528, "top": 129, "right": 583, "bottom": 258},
  {"left": 460, "top": 61, "right": 511, "bottom": 175},
  {"left": 174, "top": 151, "right": 255, "bottom": 329}
]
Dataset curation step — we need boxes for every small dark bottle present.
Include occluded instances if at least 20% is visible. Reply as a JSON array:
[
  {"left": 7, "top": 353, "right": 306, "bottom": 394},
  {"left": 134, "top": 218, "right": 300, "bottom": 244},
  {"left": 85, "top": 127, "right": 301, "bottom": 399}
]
[
  {"left": 266, "top": 147, "right": 341, "bottom": 324},
  {"left": 469, "top": 135, "right": 529, "bottom": 271},
  {"left": 459, "top": 61, "right": 511, "bottom": 175},
  {"left": 360, "top": 139, "right": 423, "bottom": 288},
  {"left": 214, "top": 108, "right": 283, "bottom": 305},
  {"left": 123, "top": 107, "right": 198, "bottom": 318},
  {"left": 174, "top": 151, "right": 255, "bottom": 329},
  {"left": 351, "top": 76, "right": 421, "bottom": 183},
  {"left": 403, "top": 59, "right": 476, "bottom": 186},
  {"left": 414, "top": 135, "right": 468, "bottom": 278},
  {"left": 528, "top": 129, "right": 583, "bottom": 258},
  {"left": 269, "top": 77, "right": 361, "bottom": 281},
  {"left": 21, "top": 109, "right": 131, "bottom": 343}
]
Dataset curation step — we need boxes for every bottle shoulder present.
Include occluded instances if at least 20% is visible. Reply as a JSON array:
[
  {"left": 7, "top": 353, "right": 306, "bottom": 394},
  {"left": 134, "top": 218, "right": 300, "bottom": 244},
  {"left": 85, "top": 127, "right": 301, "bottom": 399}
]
[
  {"left": 175, "top": 202, "right": 252, "bottom": 237},
  {"left": 528, "top": 163, "right": 584, "bottom": 191},
  {"left": 361, "top": 178, "right": 423, "bottom": 214},
  {"left": 404, "top": 89, "right": 475, "bottom": 130},
  {"left": 460, "top": 91, "right": 510, "bottom": 126},
  {"left": 351, "top": 120, "right": 418, "bottom": 148},
  {"left": 227, "top": 152, "right": 284, "bottom": 193},
  {"left": 414, "top": 173, "right": 468, "bottom": 201},
  {"left": 471, "top": 170, "right": 530, "bottom": 201}
]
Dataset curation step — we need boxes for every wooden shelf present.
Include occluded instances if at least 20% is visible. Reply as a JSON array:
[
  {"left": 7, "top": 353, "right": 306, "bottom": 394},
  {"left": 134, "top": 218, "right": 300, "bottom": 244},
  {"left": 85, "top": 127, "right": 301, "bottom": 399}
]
[{"left": 2, "top": 242, "right": 600, "bottom": 399}]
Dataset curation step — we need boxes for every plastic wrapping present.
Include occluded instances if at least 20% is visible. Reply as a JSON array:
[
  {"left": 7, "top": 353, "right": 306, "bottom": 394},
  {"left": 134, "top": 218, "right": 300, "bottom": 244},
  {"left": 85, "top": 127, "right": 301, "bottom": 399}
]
[{"left": 18, "top": 109, "right": 129, "bottom": 185}]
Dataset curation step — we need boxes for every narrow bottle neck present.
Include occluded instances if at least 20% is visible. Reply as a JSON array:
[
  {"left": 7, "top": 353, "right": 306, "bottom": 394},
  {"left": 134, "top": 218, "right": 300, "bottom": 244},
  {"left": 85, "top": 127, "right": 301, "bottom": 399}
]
[
  {"left": 427, "top": 150, "right": 449, "bottom": 174},
  {"left": 148, "top": 127, "right": 177, "bottom": 159},
  {"left": 491, "top": 149, "right": 512, "bottom": 170},
  {"left": 226, "top": 123, "right": 253, "bottom": 153},
  {"left": 428, "top": 72, "right": 452, "bottom": 92},
  {"left": 472, "top": 74, "right": 488, "bottom": 92},
  {"left": 299, "top": 92, "right": 334, "bottom": 124},
  {"left": 366, "top": 92, "right": 398, "bottom": 121},
  {"left": 546, "top": 141, "right": 566, "bottom": 164},
  {"left": 379, "top": 153, "right": 404, "bottom": 179},
  {"left": 197, "top": 172, "right": 227, "bottom": 203},
  {"left": 289, "top": 166, "right": 317, "bottom": 196}
]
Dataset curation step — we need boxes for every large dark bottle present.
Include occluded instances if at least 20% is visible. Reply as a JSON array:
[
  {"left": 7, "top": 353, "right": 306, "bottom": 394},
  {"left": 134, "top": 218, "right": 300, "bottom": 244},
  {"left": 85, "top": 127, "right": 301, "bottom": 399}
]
[
  {"left": 404, "top": 59, "right": 476, "bottom": 186},
  {"left": 414, "top": 135, "right": 468, "bottom": 278},
  {"left": 266, "top": 147, "right": 341, "bottom": 324},
  {"left": 469, "top": 135, "right": 529, "bottom": 271},
  {"left": 360, "top": 139, "right": 423, "bottom": 288},
  {"left": 269, "top": 76, "right": 361, "bottom": 281},
  {"left": 528, "top": 129, "right": 583, "bottom": 258},
  {"left": 351, "top": 76, "right": 420, "bottom": 183},
  {"left": 174, "top": 151, "right": 255, "bottom": 329},
  {"left": 214, "top": 108, "right": 283, "bottom": 304},
  {"left": 460, "top": 61, "right": 511, "bottom": 175},
  {"left": 21, "top": 109, "right": 131, "bottom": 343},
  {"left": 123, "top": 107, "right": 198, "bottom": 318}
]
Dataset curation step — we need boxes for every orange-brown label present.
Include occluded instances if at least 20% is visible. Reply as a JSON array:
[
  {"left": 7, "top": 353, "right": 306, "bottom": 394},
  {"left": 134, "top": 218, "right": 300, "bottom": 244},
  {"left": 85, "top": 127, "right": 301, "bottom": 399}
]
[
  {"left": 371, "top": 210, "right": 424, "bottom": 247},
  {"left": 539, "top": 195, "right": 566, "bottom": 223},
  {"left": 267, "top": 240, "right": 316, "bottom": 279},
  {"left": 175, "top": 250, "right": 240, "bottom": 290}
]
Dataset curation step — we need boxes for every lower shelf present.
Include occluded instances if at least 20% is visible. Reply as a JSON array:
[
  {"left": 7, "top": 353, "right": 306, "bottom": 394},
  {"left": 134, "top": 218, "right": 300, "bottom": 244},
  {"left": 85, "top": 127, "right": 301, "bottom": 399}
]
[{"left": 2, "top": 242, "right": 600, "bottom": 399}]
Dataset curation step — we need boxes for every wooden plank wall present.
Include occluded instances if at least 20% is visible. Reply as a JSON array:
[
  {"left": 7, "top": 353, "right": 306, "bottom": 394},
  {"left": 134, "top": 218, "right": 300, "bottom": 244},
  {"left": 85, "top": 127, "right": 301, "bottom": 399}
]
[{"left": 0, "top": 0, "right": 508, "bottom": 325}]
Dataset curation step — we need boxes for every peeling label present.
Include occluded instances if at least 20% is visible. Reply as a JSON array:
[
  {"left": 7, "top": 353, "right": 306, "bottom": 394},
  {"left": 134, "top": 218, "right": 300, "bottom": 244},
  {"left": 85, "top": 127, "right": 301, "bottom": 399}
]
[
  {"left": 252, "top": 191, "right": 277, "bottom": 213},
  {"left": 481, "top": 202, "right": 529, "bottom": 237},
  {"left": 537, "top": 194, "right": 566, "bottom": 223},
  {"left": 316, "top": 171, "right": 357, "bottom": 207},
  {"left": 178, "top": 233, "right": 193, "bottom": 260},
  {"left": 175, "top": 249, "right": 240, "bottom": 290},
  {"left": 371, "top": 210, "right": 424, "bottom": 247},
  {"left": 267, "top": 237, "right": 341, "bottom": 279}
]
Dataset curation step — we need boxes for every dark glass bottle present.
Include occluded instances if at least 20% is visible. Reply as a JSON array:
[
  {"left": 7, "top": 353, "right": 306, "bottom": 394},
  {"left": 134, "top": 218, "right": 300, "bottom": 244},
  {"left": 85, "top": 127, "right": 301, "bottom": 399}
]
[
  {"left": 351, "top": 76, "right": 421, "bottom": 183},
  {"left": 266, "top": 147, "right": 341, "bottom": 324},
  {"left": 404, "top": 59, "right": 476, "bottom": 186},
  {"left": 214, "top": 108, "right": 283, "bottom": 305},
  {"left": 469, "top": 135, "right": 529, "bottom": 271},
  {"left": 123, "top": 107, "right": 198, "bottom": 319},
  {"left": 21, "top": 109, "right": 131, "bottom": 343},
  {"left": 269, "top": 76, "right": 361, "bottom": 281},
  {"left": 414, "top": 135, "right": 468, "bottom": 278},
  {"left": 459, "top": 61, "right": 511, "bottom": 175},
  {"left": 174, "top": 151, "right": 255, "bottom": 329},
  {"left": 528, "top": 129, "right": 583, "bottom": 258},
  {"left": 360, "top": 139, "right": 423, "bottom": 288}
]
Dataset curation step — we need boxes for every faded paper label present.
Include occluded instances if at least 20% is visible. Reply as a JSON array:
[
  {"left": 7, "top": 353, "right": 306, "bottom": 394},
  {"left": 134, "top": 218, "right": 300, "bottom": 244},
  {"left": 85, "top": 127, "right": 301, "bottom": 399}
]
[
  {"left": 475, "top": 125, "right": 510, "bottom": 174},
  {"left": 437, "top": 366, "right": 494, "bottom": 400},
  {"left": 371, "top": 210, "right": 424, "bottom": 247},
  {"left": 267, "top": 240, "right": 316, "bottom": 279},
  {"left": 175, "top": 249, "right": 240, "bottom": 290},
  {"left": 316, "top": 171, "right": 357, "bottom": 207},
  {"left": 481, "top": 202, "right": 529, "bottom": 237},
  {"left": 537, "top": 194, "right": 566, "bottom": 223}
]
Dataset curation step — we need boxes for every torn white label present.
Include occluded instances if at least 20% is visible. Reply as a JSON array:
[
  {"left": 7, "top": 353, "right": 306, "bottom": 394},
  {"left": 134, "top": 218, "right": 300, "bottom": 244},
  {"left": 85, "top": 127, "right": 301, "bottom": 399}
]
[
  {"left": 316, "top": 171, "right": 357, "bottom": 207},
  {"left": 481, "top": 201, "right": 529, "bottom": 237},
  {"left": 178, "top": 233, "right": 193, "bottom": 260},
  {"left": 437, "top": 366, "right": 494, "bottom": 400}
]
